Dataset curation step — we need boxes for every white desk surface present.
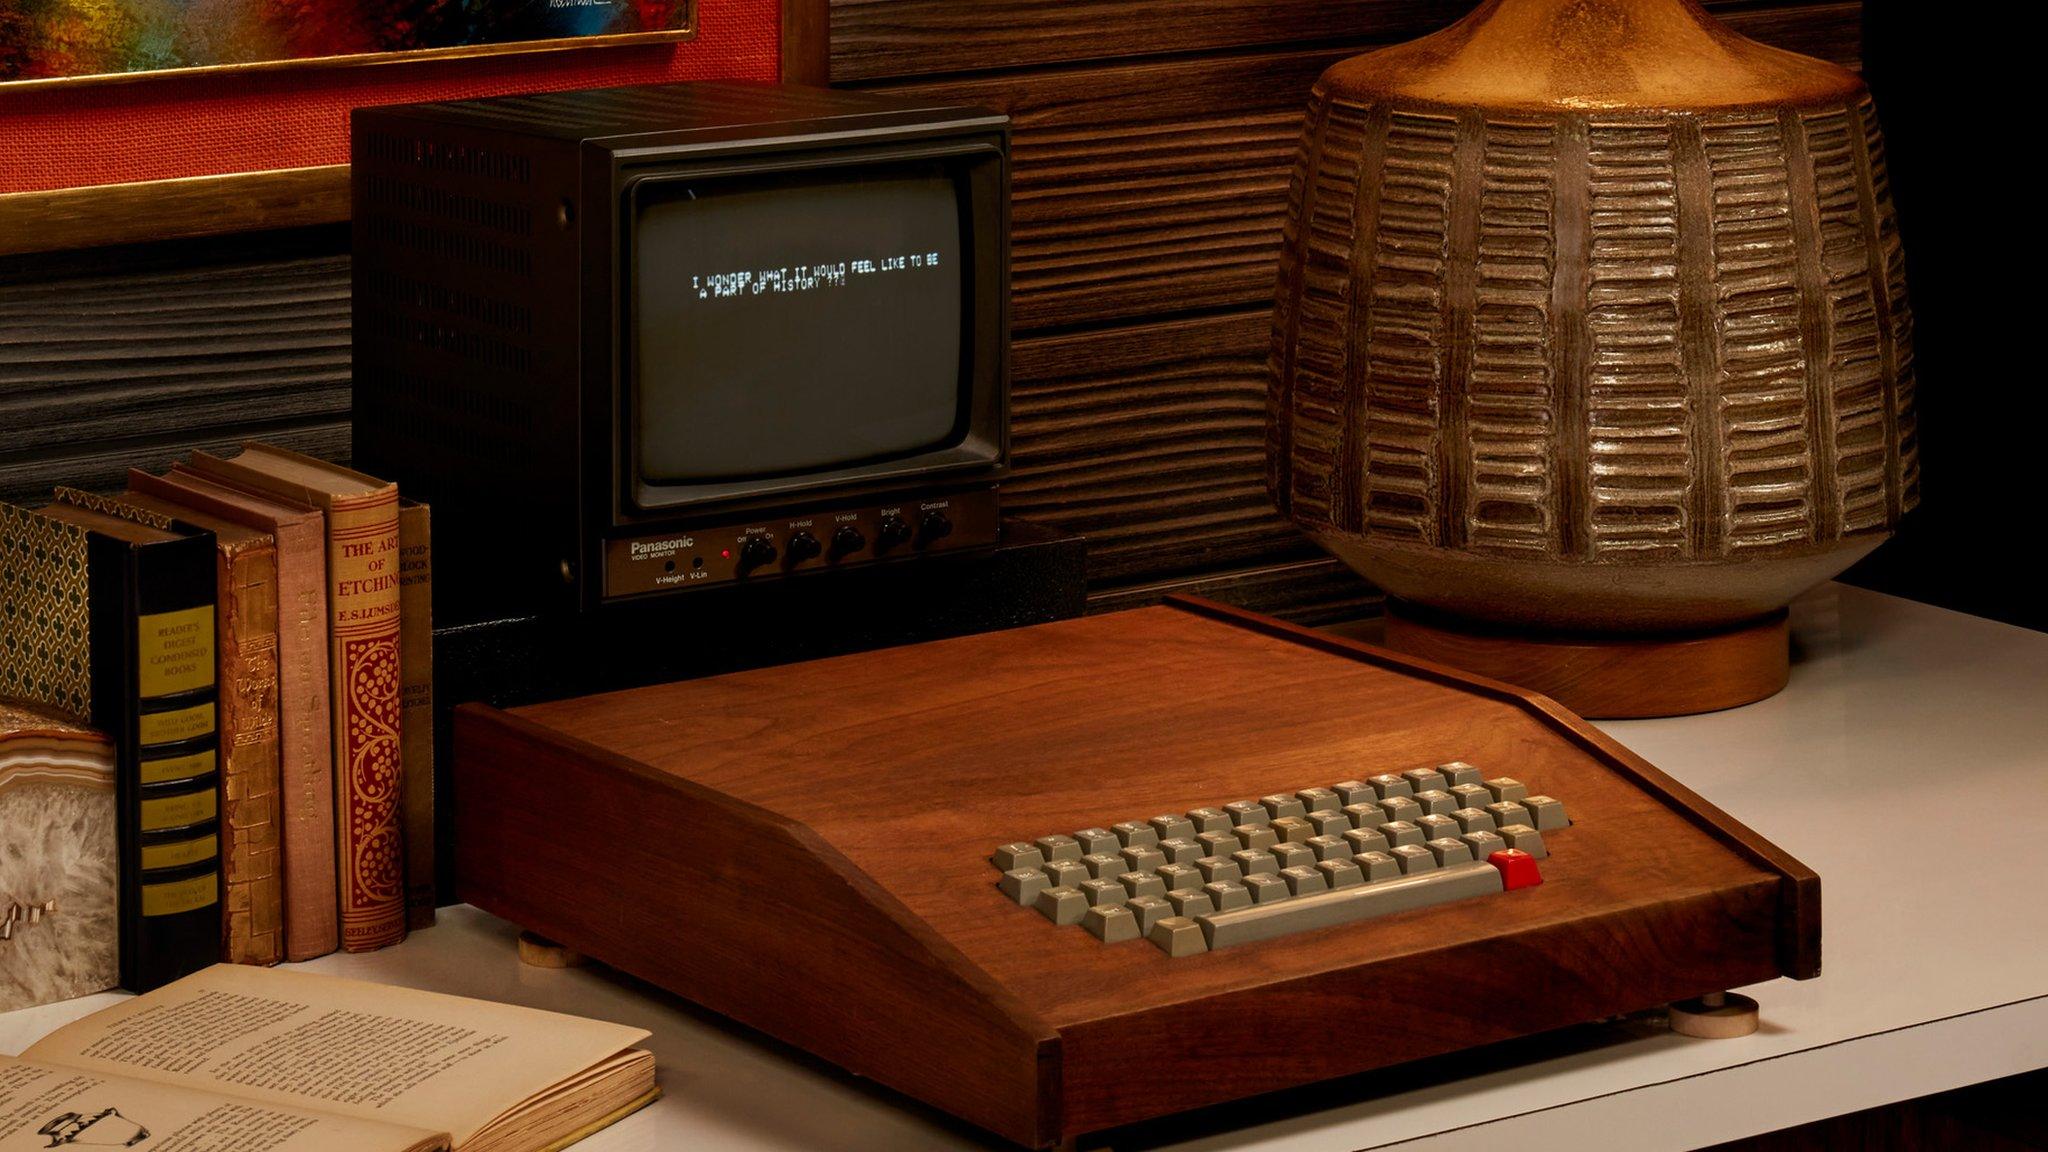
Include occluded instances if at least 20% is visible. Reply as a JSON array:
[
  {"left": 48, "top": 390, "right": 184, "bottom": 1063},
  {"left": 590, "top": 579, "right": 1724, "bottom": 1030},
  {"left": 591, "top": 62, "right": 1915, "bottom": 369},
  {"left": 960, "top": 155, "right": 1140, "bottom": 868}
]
[{"left": 6, "top": 584, "right": 2045, "bottom": 1151}]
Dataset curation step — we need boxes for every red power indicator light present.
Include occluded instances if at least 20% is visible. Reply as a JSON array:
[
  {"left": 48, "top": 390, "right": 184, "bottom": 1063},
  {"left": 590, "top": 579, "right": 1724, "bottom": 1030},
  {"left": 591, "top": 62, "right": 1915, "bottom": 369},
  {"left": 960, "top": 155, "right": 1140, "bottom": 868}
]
[{"left": 720, "top": 548, "right": 732, "bottom": 559}]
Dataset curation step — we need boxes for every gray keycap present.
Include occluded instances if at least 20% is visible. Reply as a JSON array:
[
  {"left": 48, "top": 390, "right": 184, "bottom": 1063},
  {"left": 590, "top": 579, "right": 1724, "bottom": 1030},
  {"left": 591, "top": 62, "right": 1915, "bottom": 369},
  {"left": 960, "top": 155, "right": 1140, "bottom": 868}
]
[
  {"left": 1120, "top": 846, "right": 1167, "bottom": 873},
  {"left": 1379, "top": 820, "right": 1425, "bottom": 848},
  {"left": 1035, "top": 886, "right": 1087, "bottom": 924},
  {"left": 1125, "top": 896, "right": 1171, "bottom": 934},
  {"left": 1081, "top": 852, "right": 1128, "bottom": 879},
  {"left": 993, "top": 842, "right": 1044, "bottom": 872},
  {"left": 1308, "top": 811, "right": 1350, "bottom": 837},
  {"left": 1305, "top": 834, "right": 1350, "bottom": 862},
  {"left": 1377, "top": 796, "right": 1423, "bottom": 824},
  {"left": 1225, "top": 800, "right": 1270, "bottom": 826},
  {"left": 1113, "top": 821, "right": 1159, "bottom": 848},
  {"left": 1084, "top": 904, "right": 1139, "bottom": 943},
  {"left": 1080, "top": 877, "right": 1127, "bottom": 906},
  {"left": 1195, "top": 863, "right": 1503, "bottom": 950},
  {"left": 1197, "top": 830, "right": 1239, "bottom": 857},
  {"left": 1450, "top": 783, "right": 1494, "bottom": 812},
  {"left": 1416, "top": 814, "right": 1462, "bottom": 843},
  {"left": 1205, "top": 881, "right": 1253, "bottom": 911},
  {"left": 1187, "top": 807, "right": 1233, "bottom": 834},
  {"left": 1342, "top": 803, "right": 1383, "bottom": 829},
  {"left": 1149, "top": 814, "right": 1197, "bottom": 842},
  {"left": 1498, "top": 823, "right": 1547, "bottom": 858},
  {"left": 1318, "top": 858, "right": 1365, "bottom": 889},
  {"left": 1261, "top": 793, "right": 1309, "bottom": 821},
  {"left": 1270, "top": 816, "right": 1317, "bottom": 844},
  {"left": 1354, "top": 851, "right": 1399, "bottom": 881},
  {"left": 1521, "top": 795, "right": 1568, "bottom": 830},
  {"left": 1148, "top": 915, "right": 1209, "bottom": 957},
  {"left": 1233, "top": 825, "right": 1279, "bottom": 852},
  {"left": 1452, "top": 807, "right": 1496, "bottom": 834},
  {"left": 1438, "top": 761, "right": 1483, "bottom": 789},
  {"left": 1271, "top": 843, "right": 1315, "bottom": 870},
  {"left": 1073, "top": 827, "right": 1119, "bottom": 856},
  {"left": 999, "top": 868, "right": 1049, "bottom": 905},
  {"left": 1297, "top": 787, "right": 1341, "bottom": 813},
  {"left": 1412, "top": 789, "right": 1458, "bottom": 817},
  {"left": 1281, "top": 865, "right": 1328, "bottom": 895},
  {"left": 1036, "top": 834, "right": 1082, "bottom": 862},
  {"left": 1119, "top": 871, "right": 1168, "bottom": 900},
  {"left": 1167, "top": 889, "right": 1215, "bottom": 916},
  {"left": 1403, "top": 768, "right": 1448, "bottom": 793},
  {"left": 1368, "top": 773, "right": 1413, "bottom": 799},
  {"left": 1461, "top": 830, "right": 1506, "bottom": 862},
  {"left": 1485, "top": 801, "right": 1531, "bottom": 830},
  {"left": 1232, "top": 849, "right": 1278, "bottom": 876},
  {"left": 1426, "top": 837, "right": 1475, "bottom": 866},
  {"left": 1043, "top": 859, "right": 1088, "bottom": 887},
  {"left": 1156, "top": 863, "right": 1203, "bottom": 892},
  {"left": 1391, "top": 844, "right": 1437, "bottom": 874},
  {"left": 1332, "top": 780, "right": 1375, "bottom": 806},
  {"left": 1195, "top": 855, "right": 1243, "bottom": 884},
  {"left": 1244, "top": 874, "right": 1291, "bottom": 904},
  {"left": 1343, "top": 827, "right": 1390, "bottom": 855},
  {"left": 1158, "top": 837, "right": 1204, "bottom": 865},
  {"left": 1485, "top": 777, "right": 1529, "bottom": 803}
]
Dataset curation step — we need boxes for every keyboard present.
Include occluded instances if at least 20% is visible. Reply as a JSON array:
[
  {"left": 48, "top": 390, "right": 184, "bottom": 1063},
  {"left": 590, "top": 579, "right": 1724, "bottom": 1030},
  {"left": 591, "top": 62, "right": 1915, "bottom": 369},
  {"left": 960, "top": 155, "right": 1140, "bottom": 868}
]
[
  {"left": 452, "top": 597, "right": 1819, "bottom": 1149},
  {"left": 992, "top": 763, "right": 1565, "bottom": 955}
]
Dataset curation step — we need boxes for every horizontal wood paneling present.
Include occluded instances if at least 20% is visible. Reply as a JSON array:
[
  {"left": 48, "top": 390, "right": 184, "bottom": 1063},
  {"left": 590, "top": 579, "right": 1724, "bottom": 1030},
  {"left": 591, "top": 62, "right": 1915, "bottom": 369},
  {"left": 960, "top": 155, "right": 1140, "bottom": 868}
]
[
  {"left": 875, "top": 7, "right": 1860, "bottom": 333},
  {"left": 0, "top": 243, "right": 351, "bottom": 503},
  {"left": 1008, "top": 309, "right": 1316, "bottom": 581},
  {"left": 886, "top": 48, "right": 1346, "bottom": 331},
  {"left": 1085, "top": 556, "right": 1379, "bottom": 623},
  {"left": 832, "top": 0, "right": 1859, "bottom": 82}
]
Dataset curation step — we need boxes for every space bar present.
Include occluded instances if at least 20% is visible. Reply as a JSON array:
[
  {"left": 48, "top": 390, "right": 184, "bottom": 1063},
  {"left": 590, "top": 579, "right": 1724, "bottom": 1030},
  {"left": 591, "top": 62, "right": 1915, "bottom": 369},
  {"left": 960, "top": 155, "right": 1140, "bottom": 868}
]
[{"left": 1196, "top": 863, "right": 1504, "bottom": 950}]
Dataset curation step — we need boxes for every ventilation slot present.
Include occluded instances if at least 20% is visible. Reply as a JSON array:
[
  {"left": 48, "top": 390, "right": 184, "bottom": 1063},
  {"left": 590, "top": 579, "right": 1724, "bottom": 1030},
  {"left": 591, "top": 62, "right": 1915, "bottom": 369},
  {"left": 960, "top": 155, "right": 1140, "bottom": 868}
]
[
  {"left": 367, "top": 217, "right": 532, "bottom": 276},
  {"left": 358, "top": 133, "right": 533, "bottom": 184}
]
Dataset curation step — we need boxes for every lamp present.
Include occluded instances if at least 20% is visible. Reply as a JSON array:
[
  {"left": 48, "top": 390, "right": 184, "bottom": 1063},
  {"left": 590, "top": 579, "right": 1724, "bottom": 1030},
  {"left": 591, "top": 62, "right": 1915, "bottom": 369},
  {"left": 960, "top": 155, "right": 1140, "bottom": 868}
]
[{"left": 1268, "top": 0, "right": 1916, "bottom": 716}]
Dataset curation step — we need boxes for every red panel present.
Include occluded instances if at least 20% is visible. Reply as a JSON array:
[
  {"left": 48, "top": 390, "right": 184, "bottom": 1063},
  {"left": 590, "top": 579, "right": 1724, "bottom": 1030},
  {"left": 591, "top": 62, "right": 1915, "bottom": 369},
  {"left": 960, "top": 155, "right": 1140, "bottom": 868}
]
[{"left": 0, "top": 0, "right": 780, "bottom": 194}]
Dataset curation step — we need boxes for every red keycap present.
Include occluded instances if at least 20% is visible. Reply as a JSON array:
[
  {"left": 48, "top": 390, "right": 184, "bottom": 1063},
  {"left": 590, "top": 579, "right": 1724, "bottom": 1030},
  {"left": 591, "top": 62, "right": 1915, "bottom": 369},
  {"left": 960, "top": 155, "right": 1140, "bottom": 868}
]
[{"left": 1488, "top": 848, "right": 1543, "bottom": 890}]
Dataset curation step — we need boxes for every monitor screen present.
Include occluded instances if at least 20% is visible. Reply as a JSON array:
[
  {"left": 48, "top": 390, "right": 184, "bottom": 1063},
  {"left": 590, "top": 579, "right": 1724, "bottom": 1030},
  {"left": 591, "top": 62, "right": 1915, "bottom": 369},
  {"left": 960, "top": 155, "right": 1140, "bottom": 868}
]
[{"left": 631, "top": 162, "right": 965, "bottom": 485}]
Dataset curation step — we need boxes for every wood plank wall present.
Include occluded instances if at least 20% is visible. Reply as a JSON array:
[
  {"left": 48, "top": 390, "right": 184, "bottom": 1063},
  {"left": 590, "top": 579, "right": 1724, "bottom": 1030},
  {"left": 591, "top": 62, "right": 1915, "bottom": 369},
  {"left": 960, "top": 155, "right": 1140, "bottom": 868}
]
[
  {"left": 0, "top": 2, "right": 1860, "bottom": 624},
  {"left": 827, "top": 0, "right": 1863, "bottom": 621}
]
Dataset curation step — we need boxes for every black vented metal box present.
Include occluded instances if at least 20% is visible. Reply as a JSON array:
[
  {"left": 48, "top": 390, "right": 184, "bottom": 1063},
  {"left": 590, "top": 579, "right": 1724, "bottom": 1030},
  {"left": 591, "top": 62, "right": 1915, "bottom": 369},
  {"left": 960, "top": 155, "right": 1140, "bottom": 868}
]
[{"left": 351, "top": 83, "right": 1010, "bottom": 623}]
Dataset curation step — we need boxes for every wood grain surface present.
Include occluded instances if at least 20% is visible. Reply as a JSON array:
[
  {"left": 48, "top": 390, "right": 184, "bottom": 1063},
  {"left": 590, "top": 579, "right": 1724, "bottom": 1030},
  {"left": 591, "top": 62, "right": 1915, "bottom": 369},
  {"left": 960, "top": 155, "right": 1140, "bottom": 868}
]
[
  {"left": 454, "top": 599, "right": 1817, "bottom": 1145},
  {"left": 829, "top": 0, "right": 1859, "bottom": 83}
]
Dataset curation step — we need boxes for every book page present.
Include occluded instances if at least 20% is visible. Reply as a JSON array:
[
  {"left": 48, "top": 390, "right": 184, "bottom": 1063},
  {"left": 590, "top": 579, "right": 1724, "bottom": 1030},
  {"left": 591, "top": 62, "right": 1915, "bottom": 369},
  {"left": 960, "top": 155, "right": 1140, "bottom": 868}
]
[
  {"left": 0, "top": 1056, "right": 442, "bottom": 1152},
  {"left": 23, "top": 967, "right": 648, "bottom": 1146}
]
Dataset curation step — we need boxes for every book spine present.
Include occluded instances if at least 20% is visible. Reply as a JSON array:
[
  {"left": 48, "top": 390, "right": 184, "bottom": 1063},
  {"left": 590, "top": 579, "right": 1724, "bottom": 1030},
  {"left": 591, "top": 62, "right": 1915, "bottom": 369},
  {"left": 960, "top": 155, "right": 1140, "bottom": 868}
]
[
  {"left": 398, "top": 503, "right": 435, "bottom": 929},
  {"left": 276, "top": 520, "right": 339, "bottom": 960},
  {"left": 111, "top": 532, "right": 224, "bottom": 992},
  {"left": 219, "top": 543, "right": 284, "bottom": 965},
  {"left": 326, "top": 490, "right": 407, "bottom": 951}
]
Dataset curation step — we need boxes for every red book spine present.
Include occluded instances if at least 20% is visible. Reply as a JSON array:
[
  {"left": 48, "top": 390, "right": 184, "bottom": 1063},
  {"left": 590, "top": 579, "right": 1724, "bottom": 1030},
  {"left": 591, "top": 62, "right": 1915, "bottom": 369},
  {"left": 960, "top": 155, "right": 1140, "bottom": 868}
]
[{"left": 325, "top": 489, "right": 407, "bottom": 951}]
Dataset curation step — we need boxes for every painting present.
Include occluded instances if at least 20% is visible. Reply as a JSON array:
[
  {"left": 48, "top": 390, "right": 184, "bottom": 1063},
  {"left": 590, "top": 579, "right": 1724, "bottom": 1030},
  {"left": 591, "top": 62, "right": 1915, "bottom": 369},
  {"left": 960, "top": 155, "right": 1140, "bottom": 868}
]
[{"left": 0, "top": 0, "right": 696, "bottom": 86}]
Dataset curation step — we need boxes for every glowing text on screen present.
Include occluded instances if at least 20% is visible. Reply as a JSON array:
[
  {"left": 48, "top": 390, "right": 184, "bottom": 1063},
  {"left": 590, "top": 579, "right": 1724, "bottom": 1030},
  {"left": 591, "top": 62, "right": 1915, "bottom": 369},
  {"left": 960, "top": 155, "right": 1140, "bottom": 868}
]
[{"left": 691, "top": 251, "right": 944, "bottom": 301}]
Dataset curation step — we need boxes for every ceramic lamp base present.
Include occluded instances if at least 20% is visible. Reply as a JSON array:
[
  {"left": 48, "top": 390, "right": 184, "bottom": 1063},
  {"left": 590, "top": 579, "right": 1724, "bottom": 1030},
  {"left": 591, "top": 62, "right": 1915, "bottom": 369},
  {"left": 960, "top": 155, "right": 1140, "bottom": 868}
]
[{"left": 1382, "top": 602, "right": 1789, "bottom": 719}]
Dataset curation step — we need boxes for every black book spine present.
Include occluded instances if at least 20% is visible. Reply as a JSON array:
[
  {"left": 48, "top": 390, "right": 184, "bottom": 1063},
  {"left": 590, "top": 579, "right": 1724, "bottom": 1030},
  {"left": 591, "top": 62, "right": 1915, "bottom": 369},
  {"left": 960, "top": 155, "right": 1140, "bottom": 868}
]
[{"left": 91, "top": 529, "right": 224, "bottom": 991}]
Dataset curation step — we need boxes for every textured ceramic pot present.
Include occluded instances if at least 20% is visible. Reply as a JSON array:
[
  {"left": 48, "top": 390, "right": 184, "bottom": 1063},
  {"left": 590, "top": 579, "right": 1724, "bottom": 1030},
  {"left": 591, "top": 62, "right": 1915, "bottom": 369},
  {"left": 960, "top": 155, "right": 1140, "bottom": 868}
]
[{"left": 1268, "top": 0, "right": 1917, "bottom": 632}]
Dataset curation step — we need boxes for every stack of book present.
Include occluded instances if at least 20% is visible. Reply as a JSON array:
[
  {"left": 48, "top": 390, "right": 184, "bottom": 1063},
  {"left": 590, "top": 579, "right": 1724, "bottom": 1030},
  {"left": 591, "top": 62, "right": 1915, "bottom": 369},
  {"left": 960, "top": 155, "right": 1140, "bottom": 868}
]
[{"left": 0, "top": 443, "right": 436, "bottom": 994}]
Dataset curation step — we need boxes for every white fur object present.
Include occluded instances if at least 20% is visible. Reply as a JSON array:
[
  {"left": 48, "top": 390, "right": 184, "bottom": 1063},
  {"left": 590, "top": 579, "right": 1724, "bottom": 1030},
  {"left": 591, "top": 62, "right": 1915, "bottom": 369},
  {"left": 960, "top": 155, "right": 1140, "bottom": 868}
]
[{"left": 1, "top": 770, "right": 118, "bottom": 1011}]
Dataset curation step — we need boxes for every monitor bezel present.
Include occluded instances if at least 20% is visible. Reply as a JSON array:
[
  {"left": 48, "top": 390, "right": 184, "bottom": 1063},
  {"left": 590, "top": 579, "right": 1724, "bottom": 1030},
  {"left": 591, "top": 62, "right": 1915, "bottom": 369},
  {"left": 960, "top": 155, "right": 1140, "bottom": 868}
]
[{"left": 612, "top": 137, "right": 1007, "bottom": 521}]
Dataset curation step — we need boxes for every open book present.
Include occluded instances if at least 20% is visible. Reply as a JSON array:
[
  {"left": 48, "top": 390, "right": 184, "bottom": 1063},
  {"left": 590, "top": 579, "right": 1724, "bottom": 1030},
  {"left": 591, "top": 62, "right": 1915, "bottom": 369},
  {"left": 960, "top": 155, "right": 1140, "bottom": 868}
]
[{"left": 0, "top": 966, "right": 655, "bottom": 1152}]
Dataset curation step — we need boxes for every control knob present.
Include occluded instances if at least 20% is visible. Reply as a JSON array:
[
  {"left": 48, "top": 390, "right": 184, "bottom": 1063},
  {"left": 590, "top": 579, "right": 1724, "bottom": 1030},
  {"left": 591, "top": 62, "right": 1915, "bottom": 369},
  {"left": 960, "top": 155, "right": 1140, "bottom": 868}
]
[
  {"left": 829, "top": 525, "right": 866, "bottom": 560},
  {"left": 785, "top": 531, "right": 821, "bottom": 564},
  {"left": 915, "top": 511, "right": 953, "bottom": 548},
  {"left": 736, "top": 535, "right": 778, "bottom": 573},
  {"left": 876, "top": 515, "right": 914, "bottom": 552}
]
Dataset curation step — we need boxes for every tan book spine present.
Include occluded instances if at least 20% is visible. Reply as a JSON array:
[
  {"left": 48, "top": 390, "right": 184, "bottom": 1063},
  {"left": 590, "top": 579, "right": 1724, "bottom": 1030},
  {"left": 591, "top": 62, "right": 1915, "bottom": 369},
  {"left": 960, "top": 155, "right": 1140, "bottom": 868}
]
[
  {"left": 398, "top": 502, "right": 435, "bottom": 930},
  {"left": 132, "top": 467, "right": 339, "bottom": 960},
  {"left": 218, "top": 542, "right": 285, "bottom": 965},
  {"left": 323, "top": 490, "right": 408, "bottom": 951}
]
